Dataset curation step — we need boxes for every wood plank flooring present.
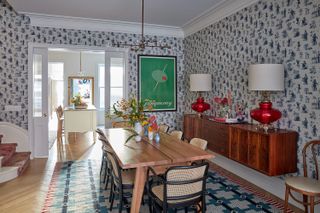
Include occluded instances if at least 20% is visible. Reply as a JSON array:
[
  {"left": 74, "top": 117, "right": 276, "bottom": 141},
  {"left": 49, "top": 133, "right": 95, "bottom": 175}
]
[
  {"left": 0, "top": 131, "right": 302, "bottom": 213},
  {"left": 0, "top": 132, "right": 101, "bottom": 213}
]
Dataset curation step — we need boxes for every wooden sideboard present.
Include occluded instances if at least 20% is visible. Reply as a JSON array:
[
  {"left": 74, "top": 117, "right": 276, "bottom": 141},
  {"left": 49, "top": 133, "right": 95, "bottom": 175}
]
[{"left": 183, "top": 114, "right": 298, "bottom": 176}]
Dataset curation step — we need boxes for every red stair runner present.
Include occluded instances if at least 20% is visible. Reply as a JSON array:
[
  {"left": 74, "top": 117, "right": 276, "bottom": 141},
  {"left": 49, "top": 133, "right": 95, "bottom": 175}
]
[{"left": 0, "top": 137, "right": 31, "bottom": 176}]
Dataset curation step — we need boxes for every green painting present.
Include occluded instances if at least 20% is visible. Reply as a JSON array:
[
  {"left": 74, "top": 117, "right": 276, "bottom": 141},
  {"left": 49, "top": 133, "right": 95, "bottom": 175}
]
[{"left": 138, "top": 55, "right": 177, "bottom": 111}]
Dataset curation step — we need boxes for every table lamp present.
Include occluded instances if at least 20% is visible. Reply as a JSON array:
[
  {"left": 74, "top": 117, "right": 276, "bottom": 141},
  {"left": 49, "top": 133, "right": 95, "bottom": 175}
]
[
  {"left": 248, "top": 64, "right": 284, "bottom": 130},
  {"left": 190, "top": 74, "right": 211, "bottom": 117}
]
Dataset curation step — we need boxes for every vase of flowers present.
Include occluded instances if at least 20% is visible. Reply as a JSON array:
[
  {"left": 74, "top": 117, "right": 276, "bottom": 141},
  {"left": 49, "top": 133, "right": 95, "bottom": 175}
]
[
  {"left": 213, "top": 92, "right": 232, "bottom": 121},
  {"left": 134, "top": 122, "right": 143, "bottom": 141},
  {"left": 71, "top": 94, "right": 88, "bottom": 109},
  {"left": 147, "top": 115, "right": 158, "bottom": 141},
  {"left": 110, "top": 96, "right": 152, "bottom": 142}
]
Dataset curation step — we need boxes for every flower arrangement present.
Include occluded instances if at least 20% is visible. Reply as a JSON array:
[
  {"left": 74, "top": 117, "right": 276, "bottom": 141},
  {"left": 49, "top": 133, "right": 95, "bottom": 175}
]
[
  {"left": 111, "top": 96, "right": 152, "bottom": 126},
  {"left": 147, "top": 115, "right": 159, "bottom": 132},
  {"left": 71, "top": 94, "right": 88, "bottom": 108},
  {"left": 213, "top": 96, "right": 231, "bottom": 118},
  {"left": 108, "top": 96, "right": 153, "bottom": 143}
]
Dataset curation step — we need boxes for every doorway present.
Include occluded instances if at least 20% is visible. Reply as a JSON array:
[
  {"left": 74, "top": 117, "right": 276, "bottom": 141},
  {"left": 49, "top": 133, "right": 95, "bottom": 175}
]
[{"left": 28, "top": 44, "right": 128, "bottom": 158}]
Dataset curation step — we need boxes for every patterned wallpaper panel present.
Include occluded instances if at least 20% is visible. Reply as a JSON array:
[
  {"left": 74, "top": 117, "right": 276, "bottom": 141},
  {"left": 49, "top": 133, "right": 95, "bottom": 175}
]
[
  {"left": 184, "top": 0, "right": 320, "bottom": 175},
  {"left": 0, "top": 0, "right": 184, "bottom": 131}
]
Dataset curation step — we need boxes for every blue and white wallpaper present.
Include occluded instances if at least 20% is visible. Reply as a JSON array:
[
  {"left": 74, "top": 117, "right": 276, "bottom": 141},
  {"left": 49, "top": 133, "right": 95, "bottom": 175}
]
[
  {"left": 1, "top": 0, "right": 319, "bottom": 175},
  {"left": 0, "top": 0, "right": 184, "bottom": 131},
  {"left": 184, "top": 0, "right": 320, "bottom": 175}
]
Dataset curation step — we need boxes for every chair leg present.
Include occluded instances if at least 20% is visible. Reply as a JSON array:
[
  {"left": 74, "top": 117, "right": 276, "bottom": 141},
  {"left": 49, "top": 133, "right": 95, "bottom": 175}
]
[
  {"left": 105, "top": 172, "right": 110, "bottom": 190},
  {"left": 110, "top": 186, "right": 115, "bottom": 211},
  {"left": 109, "top": 182, "right": 114, "bottom": 203},
  {"left": 303, "top": 194, "right": 308, "bottom": 213},
  {"left": 119, "top": 193, "right": 123, "bottom": 213},
  {"left": 310, "top": 196, "right": 314, "bottom": 213},
  {"left": 284, "top": 186, "right": 289, "bottom": 213}
]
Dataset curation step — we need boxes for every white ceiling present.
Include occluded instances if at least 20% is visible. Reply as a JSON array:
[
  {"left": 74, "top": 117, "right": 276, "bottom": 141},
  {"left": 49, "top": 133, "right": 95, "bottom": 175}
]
[
  {"left": 7, "top": 0, "right": 258, "bottom": 37},
  {"left": 7, "top": 0, "right": 224, "bottom": 27}
]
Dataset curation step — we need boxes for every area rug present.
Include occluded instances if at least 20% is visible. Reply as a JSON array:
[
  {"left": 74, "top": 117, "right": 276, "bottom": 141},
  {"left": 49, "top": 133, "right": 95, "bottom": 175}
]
[{"left": 42, "top": 160, "right": 291, "bottom": 212}]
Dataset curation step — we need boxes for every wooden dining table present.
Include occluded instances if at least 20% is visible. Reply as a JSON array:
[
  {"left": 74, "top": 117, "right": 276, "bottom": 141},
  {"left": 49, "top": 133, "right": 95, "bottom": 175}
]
[{"left": 102, "top": 128, "right": 214, "bottom": 213}]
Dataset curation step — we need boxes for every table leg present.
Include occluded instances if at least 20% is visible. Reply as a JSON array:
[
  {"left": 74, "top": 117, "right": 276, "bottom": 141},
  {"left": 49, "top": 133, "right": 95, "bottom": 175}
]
[
  {"left": 130, "top": 167, "right": 147, "bottom": 213},
  {"left": 65, "top": 131, "right": 68, "bottom": 144}
]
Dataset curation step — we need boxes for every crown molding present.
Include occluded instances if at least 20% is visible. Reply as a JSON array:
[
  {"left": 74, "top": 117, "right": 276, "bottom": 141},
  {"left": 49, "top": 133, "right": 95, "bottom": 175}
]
[
  {"left": 183, "top": 0, "right": 259, "bottom": 37},
  {"left": 24, "top": 12, "right": 185, "bottom": 38}
]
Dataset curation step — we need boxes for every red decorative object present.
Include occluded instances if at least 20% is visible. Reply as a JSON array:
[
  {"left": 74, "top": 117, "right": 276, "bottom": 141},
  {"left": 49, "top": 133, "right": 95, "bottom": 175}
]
[
  {"left": 191, "top": 97, "right": 210, "bottom": 113},
  {"left": 250, "top": 102, "right": 281, "bottom": 124}
]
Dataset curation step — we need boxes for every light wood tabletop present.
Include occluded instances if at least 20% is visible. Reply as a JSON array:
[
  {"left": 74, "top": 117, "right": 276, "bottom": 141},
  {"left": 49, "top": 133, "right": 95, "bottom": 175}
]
[{"left": 102, "top": 128, "right": 214, "bottom": 213}]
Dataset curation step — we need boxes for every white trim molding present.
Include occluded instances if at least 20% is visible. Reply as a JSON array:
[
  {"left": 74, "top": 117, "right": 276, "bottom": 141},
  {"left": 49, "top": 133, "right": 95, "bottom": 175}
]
[
  {"left": 24, "top": 13, "right": 185, "bottom": 38},
  {"left": 183, "top": 0, "right": 259, "bottom": 37}
]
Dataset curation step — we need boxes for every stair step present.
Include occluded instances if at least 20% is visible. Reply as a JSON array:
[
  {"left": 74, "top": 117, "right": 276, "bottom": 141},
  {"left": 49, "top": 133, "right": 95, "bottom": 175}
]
[
  {"left": 0, "top": 166, "right": 18, "bottom": 183},
  {"left": 3, "top": 152, "right": 31, "bottom": 175},
  {"left": 0, "top": 143, "right": 18, "bottom": 166}
]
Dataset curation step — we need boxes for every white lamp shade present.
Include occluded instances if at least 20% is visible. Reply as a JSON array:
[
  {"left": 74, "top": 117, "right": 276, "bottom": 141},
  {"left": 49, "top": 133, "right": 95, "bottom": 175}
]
[
  {"left": 248, "top": 64, "right": 284, "bottom": 91},
  {"left": 190, "top": 74, "right": 212, "bottom": 91}
]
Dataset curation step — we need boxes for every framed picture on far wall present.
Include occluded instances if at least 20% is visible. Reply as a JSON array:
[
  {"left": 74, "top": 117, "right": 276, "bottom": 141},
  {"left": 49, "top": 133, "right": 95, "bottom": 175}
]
[{"left": 138, "top": 55, "right": 177, "bottom": 112}]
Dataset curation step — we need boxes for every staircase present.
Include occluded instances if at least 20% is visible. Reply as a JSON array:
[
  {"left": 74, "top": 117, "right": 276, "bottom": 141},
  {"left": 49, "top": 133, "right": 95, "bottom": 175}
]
[{"left": 0, "top": 134, "right": 31, "bottom": 183}]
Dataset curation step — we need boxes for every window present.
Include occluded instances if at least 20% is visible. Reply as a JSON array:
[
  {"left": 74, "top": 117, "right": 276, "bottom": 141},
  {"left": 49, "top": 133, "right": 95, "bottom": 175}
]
[
  {"left": 110, "top": 57, "right": 124, "bottom": 109},
  {"left": 98, "top": 64, "right": 105, "bottom": 108},
  {"left": 98, "top": 57, "right": 125, "bottom": 109},
  {"left": 48, "top": 62, "right": 64, "bottom": 107}
]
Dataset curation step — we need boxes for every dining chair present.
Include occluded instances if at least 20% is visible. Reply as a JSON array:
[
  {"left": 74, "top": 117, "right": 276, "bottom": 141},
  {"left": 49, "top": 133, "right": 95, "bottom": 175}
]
[
  {"left": 169, "top": 130, "right": 183, "bottom": 141},
  {"left": 284, "top": 140, "right": 320, "bottom": 213},
  {"left": 112, "top": 121, "right": 131, "bottom": 128},
  {"left": 147, "top": 162, "right": 209, "bottom": 213},
  {"left": 106, "top": 150, "right": 135, "bottom": 212},
  {"left": 159, "top": 124, "right": 169, "bottom": 133},
  {"left": 98, "top": 136, "right": 113, "bottom": 185},
  {"left": 190, "top": 138, "right": 208, "bottom": 150},
  {"left": 55, "top": 105, "right": 64, "bottom": 144}
]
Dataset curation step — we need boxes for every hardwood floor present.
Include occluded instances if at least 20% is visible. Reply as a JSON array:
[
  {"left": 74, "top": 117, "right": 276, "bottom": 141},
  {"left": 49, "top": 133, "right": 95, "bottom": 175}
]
[
  {"left": 0, "top": 131, "right": 302, "bottom": 213},
  {"left": 0, "top": 132, "right": 102, "bottom": 213}
]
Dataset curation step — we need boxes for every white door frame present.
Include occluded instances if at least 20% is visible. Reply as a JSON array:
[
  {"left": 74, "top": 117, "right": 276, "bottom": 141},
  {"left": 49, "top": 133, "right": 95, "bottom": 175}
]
[{"left": 28, "top": 42, "right": 129, "bottom": 158}]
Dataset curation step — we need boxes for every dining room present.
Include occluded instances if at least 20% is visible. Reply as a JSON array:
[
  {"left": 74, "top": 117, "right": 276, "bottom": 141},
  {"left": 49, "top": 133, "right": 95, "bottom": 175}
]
[{"left": 1, "top": 0, "right": 319, "bottom": 212}]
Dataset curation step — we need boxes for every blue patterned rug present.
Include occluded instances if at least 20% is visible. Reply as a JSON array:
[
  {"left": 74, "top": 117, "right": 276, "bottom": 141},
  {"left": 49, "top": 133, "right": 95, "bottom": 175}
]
[{"left": 42, "top": 160, "right": 289, "bottom": 212}]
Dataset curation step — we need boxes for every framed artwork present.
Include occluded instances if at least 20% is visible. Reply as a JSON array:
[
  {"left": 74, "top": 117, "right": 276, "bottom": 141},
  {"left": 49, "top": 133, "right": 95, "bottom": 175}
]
[
  {"left": 68, "top": 76, "right": 94, "bottom": 105},
  {"left": 138, "top": 55, "right": 177, "bottom": 112}
]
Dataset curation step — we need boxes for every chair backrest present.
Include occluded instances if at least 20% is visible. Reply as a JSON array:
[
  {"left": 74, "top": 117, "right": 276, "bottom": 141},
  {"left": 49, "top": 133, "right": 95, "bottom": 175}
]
[
  {"left": 190, "top": 138, "right": 208, "bottom": 150},
  {"left": 302, "top": 140, "right": 320, "bottom": 180},
  {"left": 169, "top": 130, "right": 183, "bottom": 140},
  {"left": 112, "top": 121, "right": 131, "bottom": 128},
  {"left": 55, "top": 105, "right": 63, "bottom": 120},
  {"left": 164, "top": 162, "right": 209, "bottom": 204},
  {"left": 159, "top": 124, "right": 169, "bottom": 133},
  {"left": 106, "top": 150, "right": 123, "bottom": 186}
]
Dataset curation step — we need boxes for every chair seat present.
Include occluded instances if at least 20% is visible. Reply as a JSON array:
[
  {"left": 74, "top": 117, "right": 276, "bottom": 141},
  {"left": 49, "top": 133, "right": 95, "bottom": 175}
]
[
  {"left": 122, "top": 169, "right": 135, "bottom": 185},
  {"left": 286, "top": 176, "right": 320, "bottom": 194},
  {"left": 151, "top": 184, "right": 200, "bottom": 204}
]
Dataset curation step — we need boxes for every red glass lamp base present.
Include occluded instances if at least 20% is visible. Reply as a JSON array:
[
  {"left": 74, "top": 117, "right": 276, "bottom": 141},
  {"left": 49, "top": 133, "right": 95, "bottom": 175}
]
[
  {"left": 191, "top": 97, "right": 210, "bottom": 114},
  {"left": 250, "top": 102, "right": 281, "bottom": 124}
]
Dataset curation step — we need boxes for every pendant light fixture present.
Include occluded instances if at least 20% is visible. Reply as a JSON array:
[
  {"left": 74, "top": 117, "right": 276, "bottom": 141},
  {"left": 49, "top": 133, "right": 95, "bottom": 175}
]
[{"left": 113, "top": 0, "right": 171, "bottom": 52}]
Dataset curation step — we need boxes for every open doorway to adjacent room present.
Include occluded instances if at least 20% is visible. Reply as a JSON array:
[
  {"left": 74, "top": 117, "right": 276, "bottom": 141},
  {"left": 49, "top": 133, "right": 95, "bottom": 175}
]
[{"left": 29, "top": 45, "right": 127, "bottom": 158}]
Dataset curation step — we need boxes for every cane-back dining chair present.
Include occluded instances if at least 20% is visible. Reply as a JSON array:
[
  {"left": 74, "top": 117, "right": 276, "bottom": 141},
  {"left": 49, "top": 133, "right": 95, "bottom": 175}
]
[
  {"left": 169, "top": 130, "right": 183, "bottom": 141},
  {"left": 284, "top": 140, "right": 320, "bottom": 213},
  {"left": 190, "top": 138, "right": 208, "bottom": 151},
  {"left": 147, "top": 162, "right": 209, "bottom": 213},
  {"left": 106, "top": 150, "right": 135, "bottom": 212},
  {"left": 159, "top": 124, "right": 170, "bottom": 133}
]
